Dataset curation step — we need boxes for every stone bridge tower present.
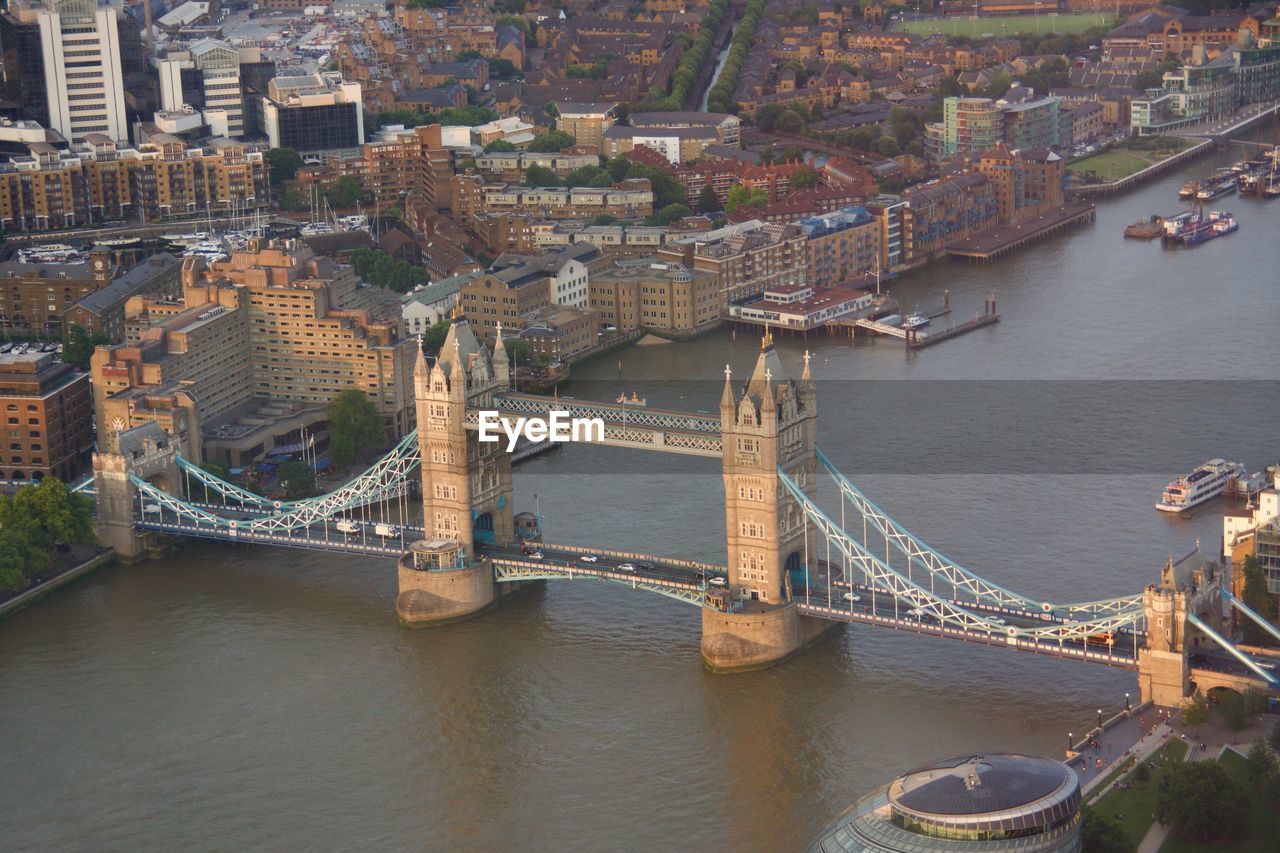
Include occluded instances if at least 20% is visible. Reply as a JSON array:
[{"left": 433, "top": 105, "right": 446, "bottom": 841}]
[
  {"left": 397, "top": 318, "right": 516, "bottom": 627},
  {"left": 702, "top": 335, "right": 835, "bottom": 672},
  {"left": 1138, "top": 549, "right": 1226, "bottom": 706},
  {"left": 92, "top": 420, "right": 181, "bottom": 561}
]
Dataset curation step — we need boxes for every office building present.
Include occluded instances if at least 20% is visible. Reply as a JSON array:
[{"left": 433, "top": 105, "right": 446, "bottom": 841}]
[
  {"left": 91, "top": 241, "right": 415, "bottom": 464},
  {"left": 0, "top": 348, "right": 93, "bottom": 483},
  {"left": 263, "top": 73, "right": 365, "bottom": 154},
  {"left": 34, "top": 0, "right": 128, "bottom": 143},
  {"left": 588, "top": 257, "right": 719, "bottom": 335},
  {"left": 808, "top": 753, "right": 1082, "bottom": 852},
  {"left": 156, "top": 39, "right": 260, "bottom": 139}
]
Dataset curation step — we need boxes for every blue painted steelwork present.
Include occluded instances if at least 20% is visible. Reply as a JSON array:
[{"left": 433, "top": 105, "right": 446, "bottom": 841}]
[
  {"left": 494, "top": 392, "right": 721, "bottom": 433},
  {"left": 491, "top": 558, "right": 706, "bottom": 606},
  {"left": 1221, "top": 588, "right": 1280, "bottom": 646},
  {"left": 780, "top": 467, "right": 1145, "bottom": 643},
  {"left": 1186, "top": 611, "right": 1280, "bottom": 685},
  {"left": 816, "top": 448, "right": 1143, "bottom": 616}
]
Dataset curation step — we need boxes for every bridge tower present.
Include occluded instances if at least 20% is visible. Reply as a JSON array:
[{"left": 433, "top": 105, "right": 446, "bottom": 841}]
[
  {"left": 397, "top": 318, "right": 516, "bottom": 626},
  {"left": 702, "top": 334, "right": 836, "bottom": 672},
  {"left": 92, "top": 421, "right": 182, "bottom": 561},
  {"left": 1137, "top": 549, "right": 1226, "bottom": 706}
]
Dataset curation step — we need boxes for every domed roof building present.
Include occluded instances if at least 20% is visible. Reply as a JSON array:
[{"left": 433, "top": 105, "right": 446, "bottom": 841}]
[{"left": 808, "top": 754, "right": 1082, "bottom": 852}]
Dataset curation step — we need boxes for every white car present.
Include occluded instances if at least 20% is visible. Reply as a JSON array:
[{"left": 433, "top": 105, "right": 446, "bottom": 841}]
[
  {"left": 709, "top": 576, "right": 728, "bottom": 587},
  {"left": 527, "top": 551, "right": 544, "bottom": 560},
  {"left": 907, "top": 607, "right": 925, "bottom": 618},
  {"left": 579, "top": 554, "right": 599, "bottom": 563},
  {"left": 842, "top": 592, "right": 862, "bottom": 603},
  {"left": 987, "top": 616, "right": 1007, "bottom": 626},
  {"left": 617, "top": 562, "right": 636, "bottom": 572},
  {"left": 142, "top": 502, "right": 162, "bottom": 514}
]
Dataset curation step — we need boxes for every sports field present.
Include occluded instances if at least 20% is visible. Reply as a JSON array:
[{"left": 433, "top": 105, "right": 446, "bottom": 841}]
[{"left": 899, "top": 13, "right": 1113, "bottom": 38}]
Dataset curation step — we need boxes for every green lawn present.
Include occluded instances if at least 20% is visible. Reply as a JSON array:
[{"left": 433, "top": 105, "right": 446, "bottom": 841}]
[
  {"left": 898, "top": 13, "right": 1113, "bottom": 38},
  {"left": 1067, "top": 150, "right": 1149, "bottom": 181},
  {"left": 1091, "top": 738, "right": 1188, "bottom": 848},
  {"left": 1159, "top": 749, "right": 1280, "bottom": 853}
]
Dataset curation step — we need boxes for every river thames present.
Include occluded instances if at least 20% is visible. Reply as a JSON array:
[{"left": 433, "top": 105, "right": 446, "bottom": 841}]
[{"left": 3, "top": 147, "right": 1279, "bottom": 851}]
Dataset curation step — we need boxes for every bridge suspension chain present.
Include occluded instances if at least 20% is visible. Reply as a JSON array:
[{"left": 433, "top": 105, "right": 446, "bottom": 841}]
[
  {"left": 815, "top": 448, "right": 1142, "bottom": 616},
  {"left": 780, "top": 470, "right": 1143, "bottom": 642}
]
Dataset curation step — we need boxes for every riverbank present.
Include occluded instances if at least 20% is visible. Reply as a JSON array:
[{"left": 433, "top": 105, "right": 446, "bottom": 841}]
[{"left": 0, "top": 548, "right": 114, "bottom": 619}]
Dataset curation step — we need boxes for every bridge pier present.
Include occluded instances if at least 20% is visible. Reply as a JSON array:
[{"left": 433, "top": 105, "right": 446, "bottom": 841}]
[
  {"left": 92, "top": 422, "right": 182, "bottom": 562},
  {"left": 701, "top": 603, "right": 840, "bottom": 673},
  {"left": 396, "top": 560, "right": 498, "bottom": 627}
]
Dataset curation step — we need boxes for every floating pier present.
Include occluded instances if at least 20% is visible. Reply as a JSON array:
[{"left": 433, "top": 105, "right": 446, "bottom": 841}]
[{"left": 906, "top": 296, "right": 1000, "bottom": 349}]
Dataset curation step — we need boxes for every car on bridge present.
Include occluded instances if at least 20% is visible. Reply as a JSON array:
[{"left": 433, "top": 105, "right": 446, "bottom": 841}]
[
  {"left": 987, "top": 616, "right": 1007, "bottom": 626},
  {"left": 335, "top": 519, "right": 361, "bottom": 534},
  {"left": 142, "top": 503, "right": 162, "bottom": 514},
  {"left": 843, "top": 592, "right": 862, "bottom": 603},
  {"left": 709, "top": 576, "right": 727, "bottom": 588},
  {"left": 580, "top": 554, "right": 599, "bottom": 563},
  {"left": 618, "top": 563, "right": 635, "bottom": 572},
  {"left": 637, "top": 561, "right": 654, "bottom": 571},
  {"left": 527, "top": 550, "right": 544, "bottom": 560}
]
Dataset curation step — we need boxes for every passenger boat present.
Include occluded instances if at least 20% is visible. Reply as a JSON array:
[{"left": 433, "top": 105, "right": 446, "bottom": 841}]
[{"left": 1157, "top": 459, "right": 1246, "bottom": 512}]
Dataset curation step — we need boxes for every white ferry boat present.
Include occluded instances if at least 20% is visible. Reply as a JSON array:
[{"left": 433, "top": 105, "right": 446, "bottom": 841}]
[{"left": 1157, "top": 459, "right": 1246, "bottom": 512}]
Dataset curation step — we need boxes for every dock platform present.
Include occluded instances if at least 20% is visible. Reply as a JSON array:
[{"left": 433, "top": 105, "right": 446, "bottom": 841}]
[
  {"left": 945, "top": 203, "right": 1096, "bottom": 261},
  {"left": 908, "top": 313, "right": 999, "bottom": 348}
]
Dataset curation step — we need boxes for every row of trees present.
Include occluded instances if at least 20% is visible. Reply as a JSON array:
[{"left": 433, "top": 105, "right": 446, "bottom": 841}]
[
  {"left": 0, "top": 479, "right": 96, "bottom": 591},
  {"left": 375, "top": 105, "right": 497, "bottom": 132},
  {"left": 280, "top": 176, "right": 366, "bottom": 212},
  {"left": 705, "top": 0, "right": 766, "bottom": 115},
  {"left": 1181, "top": 685, "right": 1269, "bottom": 733},
  {"left": 651, "top": 0, "right": 730, "bottom": 110},
  {"left": 349, "top": 248, "right": 431, "bottom": 294}
]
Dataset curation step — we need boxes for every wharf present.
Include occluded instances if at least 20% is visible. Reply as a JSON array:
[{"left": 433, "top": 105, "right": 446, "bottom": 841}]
[
  {"left": 908, "top": 313, "right": 999, "bottom": 348},
  {"left": 946, "top": 203, "right": 1096, "bottom": 261}
]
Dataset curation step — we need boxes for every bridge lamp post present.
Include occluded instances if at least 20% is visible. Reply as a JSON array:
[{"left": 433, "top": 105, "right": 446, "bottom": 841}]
[
  {"left": 1125, "top": 692, "right": 1131, "bottom": 712},
  {"left": 1097, "top": 709, "right": 1103, "bottom": 729},
  {"left": 1067, "top": 732, "right": 1073, "bottom": 753}
]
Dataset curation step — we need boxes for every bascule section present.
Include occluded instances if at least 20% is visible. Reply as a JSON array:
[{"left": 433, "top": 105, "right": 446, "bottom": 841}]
[
  {"left": 396, "top": 318, "right": 517, "bottom": 627},
  {"left": 701, "top": 334, "right": 834, "bottom": 672}
]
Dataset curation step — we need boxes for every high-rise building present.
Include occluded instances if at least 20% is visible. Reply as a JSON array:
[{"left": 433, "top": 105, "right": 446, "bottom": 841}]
[
  {"left": 35, "top": 0, "right": 128, "bottom": 143},
  {"left": 156, "top": 40, "right": 258, "bottom": 139},
  {"left": 0, "top": 10, "right": 50, "bottom": 127}
]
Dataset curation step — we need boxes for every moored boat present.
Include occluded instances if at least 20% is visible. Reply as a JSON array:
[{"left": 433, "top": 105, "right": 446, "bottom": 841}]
[{"left": 1157, "top": 459, "right": 1246, "bottom": 512}]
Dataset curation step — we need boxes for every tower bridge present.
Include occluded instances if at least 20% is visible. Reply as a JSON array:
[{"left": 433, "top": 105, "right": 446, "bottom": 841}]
[{"left": 86, "top": 318, "right": 1280, "bottom": 705}]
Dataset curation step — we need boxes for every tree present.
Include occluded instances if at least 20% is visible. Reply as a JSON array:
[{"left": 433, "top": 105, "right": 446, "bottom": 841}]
[
  {"left": 422, "top": 317, "right": 451, "bottom": 355},
  {"left": 484, "top": 139, "right": 517, "bottom": 153},
  {"left": 323, "top": 175, "right": 363, "bottom": 208},
  {"left": 524, "top": 164, "right": 561, "bottom": 187},
  {"left": 1153, "top": 761, "right": 1248, "bottom": 843},
  {"left": 1134, "top": 761, "right": 1151, "bottom": 783},
  {"left": 504, "top": 337, "right": 529, "bottom": 370},
  {"left": 0, "top": 478, "right": 95, "bottom": 574},
  {"left": 790, "top": 167, "right": 818, "bottom": 189},
  {"left": 874, "top": 136, "right": 901, "bottom": 157},
  {"left": 487, "top": 57, "right": 518, "bottom": 79},
  {"left": 697, "top": 184, "right": 719, "bottom": 213},
  {"left": 1241, "top": 555, "right": 1277, "bottom": 646},
  {"left": 725, "top": 185, "right": 768, "bottom": 214},
  {"left": 1180, "top": 692, "right": 1211, "bottom": 732},
  {"left": 326, "top": 389, "right": 386, "bottom": 467},
  {"left": 655, "top": 202, "right": 693, "bottom": 225},
  {"left": 776, "top": 110, "right": 805, "bottom": 133},
  {"left": 563, "top": 165, "right": 612, "bottom": 188},
  {"left": 1246, "top": 736, "right": 1276, "bottom": 781},
  {"left": 276, "top": 460, "right": 316, "bottom": 500},
  {"left": 200, "top": 460, "right": 229, "bottom": 480},
  {"left": 591, "top": 214, "right": 618, "bottom": 226},
  {"left": 61, "top": 323, "right": 109, "bottom": 370},
  {"left": 1216, "top": 689, "right": 1253, "bottom": 732},
  {"left": 265, "top": 148, "right": 303, "bottom": 186},
  {"left": 527, "top": 129, "right": 575, "bottom": 152},
  {"left": 1079, "top": 806, "right": 1135, "bottom": 853}
]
